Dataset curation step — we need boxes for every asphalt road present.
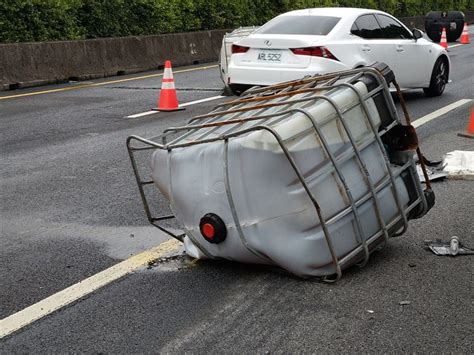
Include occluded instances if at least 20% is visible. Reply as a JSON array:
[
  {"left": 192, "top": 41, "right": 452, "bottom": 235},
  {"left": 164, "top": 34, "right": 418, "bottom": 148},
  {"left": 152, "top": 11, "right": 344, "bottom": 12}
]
[{"left": 1, "top": 34, "right": 473, "bottom": 352}]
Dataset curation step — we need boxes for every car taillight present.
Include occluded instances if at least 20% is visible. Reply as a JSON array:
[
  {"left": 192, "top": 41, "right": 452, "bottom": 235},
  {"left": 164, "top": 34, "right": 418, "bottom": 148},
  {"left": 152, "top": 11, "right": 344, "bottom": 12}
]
[
  {"left": 290, "top": 46, "right": 339, "bottom": 61},
  {"left": 232, "top": 44, "right": 250, "bottom": 54}
]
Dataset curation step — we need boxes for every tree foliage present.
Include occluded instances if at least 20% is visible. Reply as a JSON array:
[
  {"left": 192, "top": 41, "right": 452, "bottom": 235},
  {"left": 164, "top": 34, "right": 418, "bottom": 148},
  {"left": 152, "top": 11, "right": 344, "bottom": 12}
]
[{"left": 1, "top": 0, "right": 472, "bottom": 43}]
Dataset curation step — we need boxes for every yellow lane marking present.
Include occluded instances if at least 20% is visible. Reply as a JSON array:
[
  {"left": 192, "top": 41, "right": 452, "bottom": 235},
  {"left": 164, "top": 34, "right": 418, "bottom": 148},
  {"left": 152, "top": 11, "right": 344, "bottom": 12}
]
[
  {"left": 0, "top": 238, "right": 182, "bottom": 338},
  {"left": 0, "top": 65, "right": 218, "bottom": 101}
]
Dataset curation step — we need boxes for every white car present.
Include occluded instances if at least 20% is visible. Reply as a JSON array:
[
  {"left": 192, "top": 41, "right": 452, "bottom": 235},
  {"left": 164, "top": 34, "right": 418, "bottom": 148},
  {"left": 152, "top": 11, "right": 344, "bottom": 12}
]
[{"left": 227, "top": 8, "right": 450, "bottom": 96}]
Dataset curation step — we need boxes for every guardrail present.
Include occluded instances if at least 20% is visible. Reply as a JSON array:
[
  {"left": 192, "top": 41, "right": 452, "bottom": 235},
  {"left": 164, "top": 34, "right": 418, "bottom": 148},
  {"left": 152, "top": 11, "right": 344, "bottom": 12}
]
[{"left": 1, "top": 11, "right": 472, "bottom": 91}]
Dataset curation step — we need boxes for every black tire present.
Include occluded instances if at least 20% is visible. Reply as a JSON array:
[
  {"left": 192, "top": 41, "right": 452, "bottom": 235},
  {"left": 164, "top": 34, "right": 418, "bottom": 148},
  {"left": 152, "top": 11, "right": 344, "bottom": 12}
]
[
  {"left": 423, "top": 57, "right": 449, "bottom": 97},
  {"left": 228, "top": 83, "right": 252, "bottom": 96},
  {"left": 222, "top": 85, "right": 234, "bottom": 97}
]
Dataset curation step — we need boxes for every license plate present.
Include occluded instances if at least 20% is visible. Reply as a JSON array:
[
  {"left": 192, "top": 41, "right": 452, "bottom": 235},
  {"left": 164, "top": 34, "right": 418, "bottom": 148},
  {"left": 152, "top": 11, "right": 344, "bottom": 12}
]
[{"left": 257, "top": 51, "right": 282, "bottom": 62}]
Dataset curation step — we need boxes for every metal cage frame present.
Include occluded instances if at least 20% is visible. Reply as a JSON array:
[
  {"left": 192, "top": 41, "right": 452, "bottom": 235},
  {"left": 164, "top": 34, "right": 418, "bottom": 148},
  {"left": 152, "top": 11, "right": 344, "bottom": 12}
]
[{"left": 127, "top": 66, "right": 430, "bottom": 281}]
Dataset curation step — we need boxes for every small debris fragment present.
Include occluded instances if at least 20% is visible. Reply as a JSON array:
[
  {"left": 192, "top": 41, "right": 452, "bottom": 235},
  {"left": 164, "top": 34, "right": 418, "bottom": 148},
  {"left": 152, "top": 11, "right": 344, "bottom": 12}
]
[
  {"left": 146, "top": 254, "right": 186, "bottom": 269},
  {"left": 366, "top": 310, "right": 374, "bottom": 313},
  {"left": 129, "top": 233, "right": 135, "bottom": 238},
  {"left": 425, "top": 236, "right": 474, "bottom": 256},
  {"left": 421, "top": 156, "right": 442, "bottom": 167},
  {"left": 415, "top": 154, "right": 447, "bottom": 182},
  {"left": 147, "top": 260, "right": 155, "bottom": 269},
  {"left": 399, "top": 300, "right": 411, "bottom": 306},
  {"left": 408, "top": 262, "right": 416, "bottom": 268},
  {"left": 416, "top": 164, "right": 447, "bottom": 182}
]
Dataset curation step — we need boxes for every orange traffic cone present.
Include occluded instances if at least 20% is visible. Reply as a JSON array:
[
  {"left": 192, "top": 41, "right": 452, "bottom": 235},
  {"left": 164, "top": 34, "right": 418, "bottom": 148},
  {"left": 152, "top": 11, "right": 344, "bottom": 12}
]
[
  {"left": 440, "top": 27, "right": 448, "bottom": 49},
  {"left": 154, "top": 60, "right": 184, "bottom": 112},
  {"left": 460, "top": 22, "right": 470, "bottom": 44},
  {"left": 458, "top": 106, "right": 474, "bottom": 139}
]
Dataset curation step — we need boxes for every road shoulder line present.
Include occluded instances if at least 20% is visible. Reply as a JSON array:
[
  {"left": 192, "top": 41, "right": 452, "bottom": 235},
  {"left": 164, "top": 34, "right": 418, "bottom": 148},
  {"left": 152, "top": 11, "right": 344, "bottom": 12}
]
[
  {"left": 0, "top": 65, "right": 218, "bottom": 101},
  {"left": 0, "top": 238, "right": 182, "bottom": 339}
]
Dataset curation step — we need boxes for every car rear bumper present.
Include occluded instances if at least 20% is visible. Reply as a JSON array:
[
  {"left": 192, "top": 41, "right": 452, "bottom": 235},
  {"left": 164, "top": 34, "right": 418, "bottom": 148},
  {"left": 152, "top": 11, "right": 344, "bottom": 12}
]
[{"left": 228, "top": 60, "right": 350, "bottom": 86}]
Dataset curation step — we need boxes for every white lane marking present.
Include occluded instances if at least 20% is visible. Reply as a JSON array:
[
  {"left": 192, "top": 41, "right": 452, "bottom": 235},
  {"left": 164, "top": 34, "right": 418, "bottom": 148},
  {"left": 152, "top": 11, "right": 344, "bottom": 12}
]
[
  {"left": 449, "top": 43, "right": 463, "bottom": 48},
  {"left": 0, "top": 239, "right": 182, "bottom": 339},
  {"left": 126, "top": 95, "right": 225, "bottom": 118},
  {"left": 179, "top": 95, "right": 225, "bottom": 107},
  {"left": 412, "top": 99, "right": 472, "bottom": 128},
  {"left": 127, "top": 110, "right": 158, "bottom": 118}
]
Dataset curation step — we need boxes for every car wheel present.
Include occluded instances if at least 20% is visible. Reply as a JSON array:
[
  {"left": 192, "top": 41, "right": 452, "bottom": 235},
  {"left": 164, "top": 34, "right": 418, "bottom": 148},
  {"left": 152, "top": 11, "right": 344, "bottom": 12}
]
[
  {"left": 228, "top": 84, "right": 252, "bottom": 96},
  {"left": 423, "top": 57, "right": 449, "bottom": 97},
  {"left": 222, "top": 85, "right": 234, "bottom": 97}
]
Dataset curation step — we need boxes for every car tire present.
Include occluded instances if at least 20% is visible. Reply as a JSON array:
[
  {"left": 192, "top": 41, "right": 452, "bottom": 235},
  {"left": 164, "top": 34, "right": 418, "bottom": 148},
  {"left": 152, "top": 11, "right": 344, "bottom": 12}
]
[
  {"left": 228, "top": 84, "right": 252, "bottom": 96},
  {"left": 423, "top": 57, "right": 449, "bottom": 97},
  {"left": 222, "top": 85, "right": 234, "bottom": 97}
]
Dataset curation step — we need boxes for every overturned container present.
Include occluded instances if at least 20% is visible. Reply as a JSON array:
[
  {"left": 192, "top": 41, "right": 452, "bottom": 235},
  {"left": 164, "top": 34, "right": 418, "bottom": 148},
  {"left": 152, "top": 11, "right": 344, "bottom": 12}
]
[{"left": 127, "top": 64, "right": 434, "bottom": 281}]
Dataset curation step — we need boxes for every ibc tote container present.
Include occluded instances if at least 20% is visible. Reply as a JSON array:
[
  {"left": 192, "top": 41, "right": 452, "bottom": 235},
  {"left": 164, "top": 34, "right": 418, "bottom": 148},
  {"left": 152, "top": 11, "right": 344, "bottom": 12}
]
[{"left": 127, "top": 64, "right": 434, "bottom": 281}]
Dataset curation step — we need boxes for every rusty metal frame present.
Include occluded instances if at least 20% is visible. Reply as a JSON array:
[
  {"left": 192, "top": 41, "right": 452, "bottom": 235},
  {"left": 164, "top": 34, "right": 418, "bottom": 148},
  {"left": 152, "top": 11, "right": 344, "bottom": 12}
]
[{"left": 127, "top": 67, "right": 428, "bottom": 281}]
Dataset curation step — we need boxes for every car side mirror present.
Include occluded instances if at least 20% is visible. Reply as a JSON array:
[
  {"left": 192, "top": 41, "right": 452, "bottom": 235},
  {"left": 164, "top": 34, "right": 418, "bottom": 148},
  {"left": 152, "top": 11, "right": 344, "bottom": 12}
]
[{"left": 412, "top": 28, "right": 423, "bottom": 41}]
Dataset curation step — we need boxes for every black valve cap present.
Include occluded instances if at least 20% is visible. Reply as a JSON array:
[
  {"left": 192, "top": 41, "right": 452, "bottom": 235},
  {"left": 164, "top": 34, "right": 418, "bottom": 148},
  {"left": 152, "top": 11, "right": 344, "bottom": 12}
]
[{"left": 199, "top": 213, "right": 227, "bottom": 244}]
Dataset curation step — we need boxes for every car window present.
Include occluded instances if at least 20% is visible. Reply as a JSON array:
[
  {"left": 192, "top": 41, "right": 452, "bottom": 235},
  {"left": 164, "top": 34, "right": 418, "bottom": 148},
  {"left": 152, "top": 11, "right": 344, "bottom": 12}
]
[
  {"left": 375, "top": 14, "right": 413, "bottom": 39},
  {"left": 351, "top": 14, "right": 382, "bottom": 39},
  {"left": 255, "top": 16, "right": 341, "bottom": 35}
]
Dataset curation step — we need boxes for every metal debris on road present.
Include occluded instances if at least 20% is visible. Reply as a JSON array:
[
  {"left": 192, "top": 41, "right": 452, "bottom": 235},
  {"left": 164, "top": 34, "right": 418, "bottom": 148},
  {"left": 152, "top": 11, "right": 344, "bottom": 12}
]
[
  {"left": 416, "top": 164, "right": 447, "bottom": 182},
  {"left": 399, "top": 300, "right": 411, "bottom": 306},
  {"left": 425, "top": 236, "right": 474, "bottom": 256},
  {"left": 416, "top": 151, "right": 474, "bottom": 182},
  {"left": 415, "top": 155, "right": 447, "bottom": 182}
]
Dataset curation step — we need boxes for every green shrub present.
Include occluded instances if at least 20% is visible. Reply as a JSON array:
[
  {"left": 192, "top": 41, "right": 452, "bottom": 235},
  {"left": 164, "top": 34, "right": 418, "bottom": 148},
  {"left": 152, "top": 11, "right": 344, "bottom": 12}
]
[
  {"left": 0, "top": 0, "right": 83, "bottom": 42},
  {"left": 0, "top": 0, "right": 472, "bottom": 43}
]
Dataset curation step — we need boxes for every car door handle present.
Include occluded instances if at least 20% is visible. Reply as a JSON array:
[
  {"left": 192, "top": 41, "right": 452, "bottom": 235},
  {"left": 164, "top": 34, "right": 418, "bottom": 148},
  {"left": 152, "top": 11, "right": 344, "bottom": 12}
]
[
  {"left": 396, "top": 46, "right": 404, "bottom": 52},
  {"left": 362, "top": 45, "right": 371, "bottom": 52}
]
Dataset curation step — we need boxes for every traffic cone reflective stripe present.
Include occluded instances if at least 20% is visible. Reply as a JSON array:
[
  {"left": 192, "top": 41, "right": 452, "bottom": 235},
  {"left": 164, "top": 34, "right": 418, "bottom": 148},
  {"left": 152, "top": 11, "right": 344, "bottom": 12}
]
[
  {"left": 154, "top": 60, "right": 184, "bottom": 112},
  {"left": 161, "top": 78, "right": 176, "bottom": 90},
  {"left": 460, "top": 23, "right": 470, "bottom": 44},
  {"left": 163, "top": 65, "right": 174, "bottom": 80},
  {"left": 440, "top": 27, "right": 448, "bottom": 49}
]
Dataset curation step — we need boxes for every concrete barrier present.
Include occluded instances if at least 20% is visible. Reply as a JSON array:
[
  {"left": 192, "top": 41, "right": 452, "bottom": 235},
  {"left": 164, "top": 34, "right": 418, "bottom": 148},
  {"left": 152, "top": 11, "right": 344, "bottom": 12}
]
[
  {"left": 0, "top": 29, "right": 227, "bottom": 91},
  {"left": 1, "top": 11, "right": 472, "bottom": 91}
]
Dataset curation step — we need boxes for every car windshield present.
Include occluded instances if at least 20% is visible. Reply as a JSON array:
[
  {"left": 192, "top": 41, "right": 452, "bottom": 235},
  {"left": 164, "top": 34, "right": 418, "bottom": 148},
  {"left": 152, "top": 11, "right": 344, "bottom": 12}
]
[{"left": 255, "top": 15, "right": 340, "bottom": 35}]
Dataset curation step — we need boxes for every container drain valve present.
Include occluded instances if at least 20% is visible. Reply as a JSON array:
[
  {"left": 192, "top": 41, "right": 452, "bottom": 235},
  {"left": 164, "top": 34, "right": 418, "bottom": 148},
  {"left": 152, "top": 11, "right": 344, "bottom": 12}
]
[{"left": 199, "top": 213, "right": 227, "bottom": 244}]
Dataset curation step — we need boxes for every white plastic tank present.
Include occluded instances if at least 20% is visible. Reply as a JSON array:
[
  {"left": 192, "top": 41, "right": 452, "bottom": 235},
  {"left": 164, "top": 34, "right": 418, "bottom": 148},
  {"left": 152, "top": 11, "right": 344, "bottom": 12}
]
[{"left": 137, "top": 67, "right": 430, "bottom": 279}]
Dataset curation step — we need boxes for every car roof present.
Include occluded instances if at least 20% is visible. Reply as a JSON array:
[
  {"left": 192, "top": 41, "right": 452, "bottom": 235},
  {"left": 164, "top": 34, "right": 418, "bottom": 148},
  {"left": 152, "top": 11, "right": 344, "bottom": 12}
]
[{"left": 282, "top": 7, "right": 385, "bottom": 17}]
